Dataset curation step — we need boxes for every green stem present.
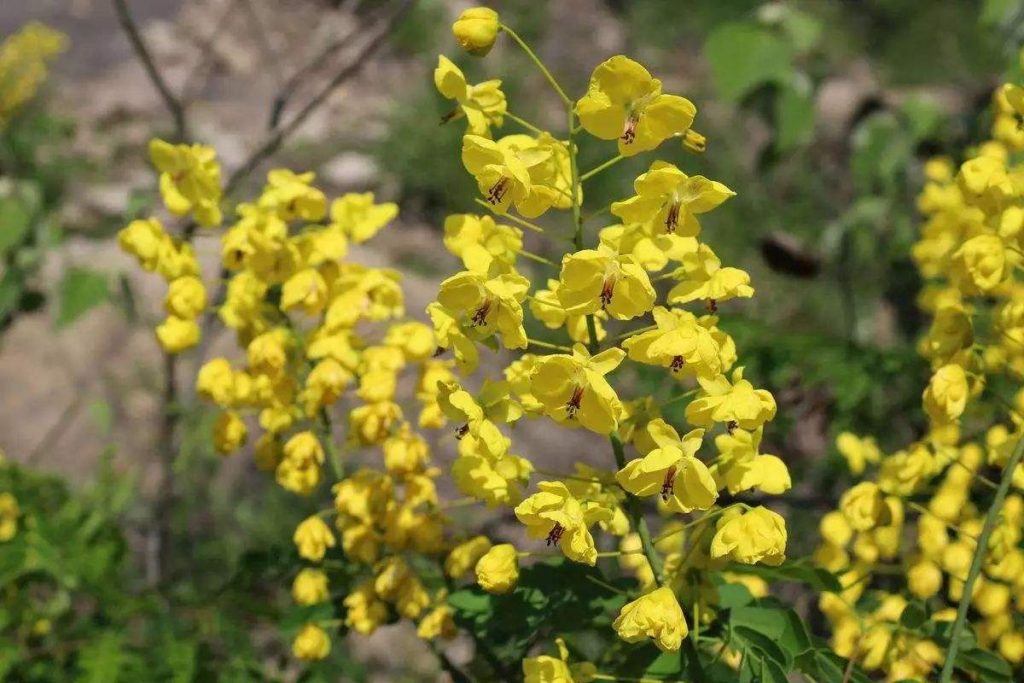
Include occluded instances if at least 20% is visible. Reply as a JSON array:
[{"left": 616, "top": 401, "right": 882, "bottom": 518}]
[
  {"left": 611, "top": 432, "right": 664, "bottom": 581},
  {"left": 937, "top": 432, "right": 1024, "bottom": 682},
  {"left": 504, "top": 110, "right": 544, "bottom": 135},
  {"left": 580, "top": 154, "right": 625, "bottom": 182},
  {"left": 473, "top": 198, "right": 546, "bottom": 233},
  {"left": 520, "top": 249, "right": 558, "bottom": 267},
  {"left": 526, "top": 338, "right": 573, "bottom": 353},
  {"left": 501, "top": 25, "right": 571, "bottom": 105},
  {"left": 318, "top": 408, "right": 343, "bottom": 479}
]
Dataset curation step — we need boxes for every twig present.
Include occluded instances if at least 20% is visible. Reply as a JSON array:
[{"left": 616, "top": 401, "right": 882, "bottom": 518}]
[
  {"left": 180, "top": 0, "right": 242, "bottom": 103},
  {"left": 111, "top": 0, "right": 187, "bottom": 141},
  {"left": 224, "top": 0, "right": 414, "bottom": 198},
  {"left": 937, "top": 432, "right": 1024, "bottom": 682}
]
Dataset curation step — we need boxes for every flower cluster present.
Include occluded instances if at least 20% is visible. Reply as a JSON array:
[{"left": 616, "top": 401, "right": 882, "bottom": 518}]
[
  {"left": 116, "top": 6, "right": 793, "bottom": 675},
  {"left": 0, "top": 22, "right": 66, "bottom": 127},
  {"left": 814, "top": 80, "right": 1024, "bottom": 680}
]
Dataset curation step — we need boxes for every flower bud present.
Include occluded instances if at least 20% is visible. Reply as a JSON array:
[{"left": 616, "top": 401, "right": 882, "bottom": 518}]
[
  {"left": 452, "top": 7, "right": 500, "bottom": 56},
  {"left": 292, "top": 623, "right": 331, "bottom": 661},
  {"left": 475, "top": 543, "right": 519, "bottom": 593}
]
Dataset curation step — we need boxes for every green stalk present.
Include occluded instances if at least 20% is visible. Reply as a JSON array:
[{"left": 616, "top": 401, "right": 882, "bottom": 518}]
[{"left": 938, "top": 432, "right": 1024, "bottom": 682}]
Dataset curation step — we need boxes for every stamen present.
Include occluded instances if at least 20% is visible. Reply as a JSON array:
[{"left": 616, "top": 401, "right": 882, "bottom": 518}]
[
  {"left": 620, "top": 113, "right": 640, "bottom": 145},
  {"left": 670, "top": 356, "right": 685, "bottom": 372},
  {"left": 665, "top": 201, "right": 681, "bottom": 233},
  {"left": 455, "top": 424, "right": 470, "bottom": 440},
  {"left": 706, "top": 298, "right": 718, "bottom": 314},
  {"left": 432, "top": 346, "right": 446, "bottom": 358},
  {"left": 661, "top": 466, "right": 678, "bottom": 501},
  {"left": 486, "top": 177, "right": 511, "bottom": 205},
  {"left": 726, "top": 420, "right": 738, "bottom": 434},
  {"left": 546, "top": 522, "right": 565, "bottom": 546},
  {"left": 565, "top": 386, "right": 584, "bottom": 420},
  {"left": 600, "top": 276, "right": 616, "bottom": 310},
  {"left": 472, "top": 299, "right": 492, "bottom": 326}
]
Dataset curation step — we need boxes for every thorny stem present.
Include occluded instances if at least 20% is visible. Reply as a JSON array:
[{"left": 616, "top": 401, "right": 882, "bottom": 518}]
[
  {"left": 501, "top": 25, "right": 571, "bottom": 106},
  {"left": 938, "top": 432, "right": 1024, "bottom": 682}
]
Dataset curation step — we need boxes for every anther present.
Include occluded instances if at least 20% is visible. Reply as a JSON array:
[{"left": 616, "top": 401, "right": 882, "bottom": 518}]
[
  {"left": 670, "top": 356, "right": 685, "bottom": 372},
  {"left": 546, "top": 522, "right": 565, "bottom": 546},
  {"left": 471, "top": 299, "right": 492, "bottom": 326},
  {"left": 486, "top": 177, "right": 511, "bottom": 205},
  {"left": 661, "top": 466, "right": 678, "bottom": 501},
  {"left": 665, "top": 201, "right": 681, "bottom": 233},
  {"left": 600, "top": 276, "right": 616, "bottom": 310},
  {"left": 726, "top": 420, "right": 738, "bottom": 434},
  {"left": 620, "top": 113, "right": 640, "bottom": 145},
  {"left": 455, "top": 424, "right": 470, "bottom": 440},
  {"left": 706, "top": 298, "right": 718, "bottom": 314},
  {"left": 565, "top": 386, "right": 584, "bottom": 420}
]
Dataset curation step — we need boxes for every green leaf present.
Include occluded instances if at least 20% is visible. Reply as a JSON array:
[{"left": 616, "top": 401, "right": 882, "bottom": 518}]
[
  {"left": 716, "top": 581, "right": 754, "bottom": 609},
  {"left": 900, "top": 96, "right": 944, "bottom": 141},
  {"left": 56, "top": 267, "right": 109, "bottom": 328},
  {"left": 704, "top": 22, "right": 793, "bottom": 101},
  {"left": 775, "top": 80, "right": 815, "bottom": 151},
  {"left": 898, "top": 601, "right": 928, "bottom": 631},
  {"left": 0, "top": 269, "right": 25, "bottom": 320},
  {"left": 955, "top": 647, "right": 1013, "bottom": 682},
  {"left": 77, "top": 631, "right": 125, "bottom": 683},
  {"left": 732, "top": 625, "right": 791, "bottom": 668},
  {"left": 0, "top": 195, "right": 32, "bottom": 256}
]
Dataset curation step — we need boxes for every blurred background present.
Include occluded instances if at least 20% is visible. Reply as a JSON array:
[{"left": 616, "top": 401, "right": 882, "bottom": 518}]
[{"left": 1, "top": 0, "right": 1022, "bottom": 680}]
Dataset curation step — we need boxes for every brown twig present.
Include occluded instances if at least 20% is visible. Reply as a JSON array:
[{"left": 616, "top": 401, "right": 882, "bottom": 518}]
[
  {"left": 111, "top": 0, "right": 187, "bottom": 141},
  {"left": 180, "top": 0, "right": 242, "bottom": 103}
]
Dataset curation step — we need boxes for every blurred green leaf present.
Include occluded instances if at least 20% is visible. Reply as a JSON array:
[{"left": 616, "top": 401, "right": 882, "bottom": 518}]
[
  {"left": 56, "top": 267, "right": 109, "bottom": 328},
  {"left": 77, "top": 631, "right": 125, "bottom": 683},
  {"left": 704, "top": 22, "right": 793, "bottom": 101},
  {"left": 775, "top": 81, "right": 815, "bottom": 151},
  {"left": 725, "top": 560, "right": 841, "bottom": 592}
]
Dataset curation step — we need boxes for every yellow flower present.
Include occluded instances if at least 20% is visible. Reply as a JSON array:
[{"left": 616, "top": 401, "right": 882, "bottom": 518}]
[
  {"left": 922, "top": 363, "right": 969, "bottom": 424},
  {"left": 621, "top": 306, "right": 721, "bottom": 378},
  {"left": 577, "top": 56, "right": 697, "bottom": 156},
  {"left": 475, "top": 543, "right": 519, "bottom": 593},
  {"left": 452, "top": 6, "right": 500, "bottom": 56},
  {"left": 711, "top": 427, "right": 791, "bottom": 496},
  {"left": 835, "top": 432, "right": 882, "bottom": 475},
  {"left": 523, "top": 638, "right": 596, "bottom": 683},
  {"left": 598, "top": 222, "right": 696, "bottom": 272},
  {"left": 329, "top": 192, "right": 397, "bottom": 244},
  {"left": 839, "top": 482, "right": 889, "bottom": 531},
  {"left": 148, "top": 138, "right": 223, "bottom": 227},
  {"left": 436, "top": 268, "right": 530, "bottom": 349},
  {"left": 435, "top": 56, "right": 506, "bottom": 137},
  {"left": 950, "top": 234, "right": 1007, "bottom": 294},
  {"left": 213, "top": 410, "right": 247, "bottom": 455},
  {"left": 462, "top": 133, "right": 533, "bottom": 215},
  {"left": 348, "top": 401, "right": 403, "bottom": 445},
  {"left": 281, "top": 268, "right": 328, "bottom": 315},
  {"left": 0, "top": 23, "right": 67, "bottom": 126},
  {"left": 292, "top": 623, "right": 330, "bottom": 661},
  {"left": 417, "top": 603, "right": 457, "bottom": 641},
  {"left": 515, "top": 481, "right": 611, "bottom": 565},
  {"left": 616, "top": 418, "right": 717, "bottom": 513},
  {"left": 293, "top": 515, "right": 336, "bottom": 561},
  {"left": 445, "top": 535, "right": 492, "bottom": 579},
  {"left": 685, "top": 368, "right": 776, "bottom": 431},
  {"left": 344, "top": 580, "right": 389, "bottom": 635},
  {"left": 497, "top": 133, "right": 577, "bottom": 214},
  {"left": 118, "top": 217, "right": 169, "bottom": 272},
  {"left": 155, "top": 315, "right": 200, "bottom": 353},
  {"left": 259, "top": 169, "right": 326, "bottom": 222},
  {"left": 612, "top": 161, "right": 733, "bottom": 235},
  {"left": 451, "top": 449, "right": 533, "bottom": 507},
  {"left": 277, "top": 431, "right": 325, "bottom": 495},
  {"left": 382, "top": 423, "right": 430, "bottom": 478},
  {"left": 443, "top": 213, "right": 522, "bottom": 273},
  {"left": 164, "top": 276, "right": 206, "bottom": 319},
  {"left": 710, "top": 506, "right": 787, "bottom": 566},
  {"left": 666, "top": 243, "right": 753, "bottom": 305},
  {"left": 612, "top": 586, "right": 689, "bottom": 651},
  {"left": 292, "top": 568, "right": 330, "bottom": 606},
  {"left": 530, "top": 278, "right": 608, "bottom": 345},
  {"left": 557, "top": 246, "right": 655, "bottom": 320},
  {"left": 0, "top": 493, "right": 19, "bottom": 541},
  {"left": 531, "top": 344, "right": 625, "bottom": 434}
]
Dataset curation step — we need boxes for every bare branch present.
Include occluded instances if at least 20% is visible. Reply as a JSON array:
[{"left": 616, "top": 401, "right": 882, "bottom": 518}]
[{"left": 111, "top": 0, "right": 187, "bottom": 141}]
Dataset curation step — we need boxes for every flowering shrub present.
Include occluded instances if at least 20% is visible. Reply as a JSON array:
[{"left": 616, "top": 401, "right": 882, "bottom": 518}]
[
  {"left": 112, "top": 7, "right": 819, "bottom": 680},
  {"left": 11, "top": 6, "right": 1024, "bottom": 683},
  {"left": 813, "top": 79, "right": 1024, "bottom": 682}
]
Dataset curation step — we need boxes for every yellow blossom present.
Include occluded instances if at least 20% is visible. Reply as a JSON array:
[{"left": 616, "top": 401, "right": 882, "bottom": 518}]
[
  {"left": 531, "top": 344, "right": 625, "bottom": 434},
  {"left": 475, "top": 543, "right": 519, "bottom": 593},
  {"left": 612, "top": 586, "right": 689, "bottom": 651},
  {"left": 452, "top": 7, "right": 500, "bottom": 56},
  {"left": 292, "top": 624, "right": 330, "bottom": 661},
  {"left": 435, "top": 55, "right": 506, "bottom": 137}
]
